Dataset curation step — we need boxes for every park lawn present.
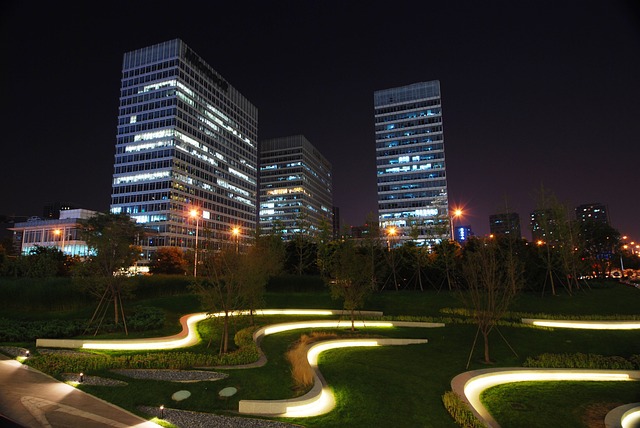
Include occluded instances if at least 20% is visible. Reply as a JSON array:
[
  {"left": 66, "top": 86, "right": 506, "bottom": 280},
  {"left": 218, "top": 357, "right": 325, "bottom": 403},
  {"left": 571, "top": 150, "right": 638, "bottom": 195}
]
[
  {"left": 482, "top": 381, "right": 640, "bottom": 428},
  {"left": 3, "top": 280, "right": 639, "bottom": 427}
]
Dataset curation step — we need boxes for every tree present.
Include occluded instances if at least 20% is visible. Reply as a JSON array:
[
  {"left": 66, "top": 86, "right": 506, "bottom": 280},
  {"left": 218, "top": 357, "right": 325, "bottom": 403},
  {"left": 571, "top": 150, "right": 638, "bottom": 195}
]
[
  {"left": 327, "top": 239, "right": 373, "bottom": 331},
  {"left": 579, "top": 220, "right": 620, "bottom": 278},
  {"left": 22, "top": 245, "right": 70, "bottom": 277},
  {"left": 149, "top": 247, "right": 188, "bottom": 275},
  {"left": 456, "top": 238, "right": 523, "bottom": 365},
  {"left": 78, "top": 213, "right": 143, "bottom": 335},
  {"left": 433, "top": 240, "right": 460, "bottom": 291},
  {"left": 191, "top": 249, "right": 245, "bottom": 354},
  {"left": 242, "top": 233, "right": 284, "bottom": 322}
]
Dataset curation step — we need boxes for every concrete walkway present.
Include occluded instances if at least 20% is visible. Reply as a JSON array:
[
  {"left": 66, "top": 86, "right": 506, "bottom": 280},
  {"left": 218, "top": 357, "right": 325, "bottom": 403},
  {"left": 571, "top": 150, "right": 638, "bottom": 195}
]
[{"left": 0, "top": 355, "right": 160, "bottom": 428}]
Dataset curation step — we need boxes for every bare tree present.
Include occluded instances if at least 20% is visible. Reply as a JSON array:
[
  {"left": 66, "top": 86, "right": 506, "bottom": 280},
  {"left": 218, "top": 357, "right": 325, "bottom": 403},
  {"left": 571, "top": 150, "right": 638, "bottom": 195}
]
[
  {"left": 327, "top": 239, "right": 373, "bottom": 331},
  {"left": 457, "top": 238, "right": 523, "bottom": 365}
]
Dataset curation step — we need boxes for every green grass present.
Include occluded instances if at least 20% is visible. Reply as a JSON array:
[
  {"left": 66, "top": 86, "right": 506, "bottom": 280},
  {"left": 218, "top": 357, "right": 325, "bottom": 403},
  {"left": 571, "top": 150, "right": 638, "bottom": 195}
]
[
  {"left": 3, "top": 279, "right": 640, "bottom": 427},
  {"left": 482, "top": 381, "right": 640, "bottom": 428}
]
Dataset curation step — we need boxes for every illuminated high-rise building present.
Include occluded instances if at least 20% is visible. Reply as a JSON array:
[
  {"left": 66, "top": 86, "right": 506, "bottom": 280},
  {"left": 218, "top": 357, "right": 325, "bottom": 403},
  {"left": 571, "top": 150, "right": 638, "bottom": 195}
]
[
  {"left": 110, "top": 39, "right": 258, "bottom": 262},
  {"left": 374, "top": 81, "right": 449, "bottom": 243},
  {"left": 259, "top": 135, "right": 333, "bottom": 239}
]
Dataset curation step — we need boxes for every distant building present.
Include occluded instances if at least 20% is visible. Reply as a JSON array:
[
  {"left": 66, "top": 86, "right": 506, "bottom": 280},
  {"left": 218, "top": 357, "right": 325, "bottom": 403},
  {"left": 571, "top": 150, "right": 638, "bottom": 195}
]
[
  {"left": 455, "top": 225, "right": 473, "bottom": 244},
  {"left": 259, "top": 135, "right": 333, "bottom": 239},
  {"left": 530, "top": 209, "right": 560, "bottom": 243},
  {"left": 110, "top": 39, "right": 258, "bottom": 261},
  {"left": 9, "top": 209, "right": 97, "bottom": 256},
  {"left": 489, "top": 212, "right": 521, "bottom": 237},
  {"left": 374, "top": 81, "right": 449, "bottom": 244},
  {"left": 43, "top": 202, "right": 80, "bottom": 219},
  {"left": 575, "top": 203, "right": 609, "bottom": 225}
]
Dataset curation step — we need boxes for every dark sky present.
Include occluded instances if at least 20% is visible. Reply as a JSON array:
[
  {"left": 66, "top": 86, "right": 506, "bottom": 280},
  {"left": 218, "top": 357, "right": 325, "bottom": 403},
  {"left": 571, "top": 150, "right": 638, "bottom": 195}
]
[{"left": 2, "top": 1, "right": 639, "bottom": 239}]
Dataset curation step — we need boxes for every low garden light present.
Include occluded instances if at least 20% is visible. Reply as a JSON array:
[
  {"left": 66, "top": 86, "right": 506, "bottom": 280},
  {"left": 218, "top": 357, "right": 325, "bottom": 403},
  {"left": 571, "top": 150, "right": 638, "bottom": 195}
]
[
  {"left": 79, "top": 372, "right": 84, "bottom": 383},
  {"left": 160, "top": 405, "right": 164, "bottom": 419}
]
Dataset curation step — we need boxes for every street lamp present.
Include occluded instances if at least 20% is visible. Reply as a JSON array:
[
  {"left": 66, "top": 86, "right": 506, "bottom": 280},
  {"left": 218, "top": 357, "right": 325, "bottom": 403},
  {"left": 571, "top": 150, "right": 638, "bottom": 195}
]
[
  {"left": 231, "top": 226, "right": 240, "bottom": 254},
  {"left": 189, "top": 209, "right": 200, "bottom": 277},
  {"left": 386, "top": 226, "right": 397, "bottom": 251},
  {"left": 53, "top": 228, "right": 66, "bottom": 254},
  {"left": 449, "top": 209, "right": 462, "bottom": 241}
]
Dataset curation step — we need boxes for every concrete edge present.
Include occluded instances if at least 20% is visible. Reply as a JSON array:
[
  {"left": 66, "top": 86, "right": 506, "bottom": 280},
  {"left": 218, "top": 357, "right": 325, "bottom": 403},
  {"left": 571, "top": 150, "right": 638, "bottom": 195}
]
[{"left": 604, "top": 402, "right": 640, "bottom": 428}]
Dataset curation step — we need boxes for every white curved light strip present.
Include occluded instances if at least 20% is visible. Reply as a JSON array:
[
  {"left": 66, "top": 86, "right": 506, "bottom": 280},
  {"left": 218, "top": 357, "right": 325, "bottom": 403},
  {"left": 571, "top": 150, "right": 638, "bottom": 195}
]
[
  {"left": 307, "top": 340, "right": 380, "bottom": 366},
  {"left": 623, "top": 407, "right": 640, "bottom": 428},
  {"left": 522, "top": 318, "right": 640, "bottom": 330},
  {"left": 239, "top": 338, "right": 428, "bottom": 418},
  {"left": 83, "top": 313, "right": 208, "bottom": 350},
  {"left": 263, "top": 321, "right": 393, "bottom": 337},
  {"left": 284, "top": 386, "right": 335, "bottom": 418},
  {"left": 74, "top": 309, "right": 379, "bottom": 351},
  {"left": 455, "top": 368, "right": 639, "bottom": 428}
]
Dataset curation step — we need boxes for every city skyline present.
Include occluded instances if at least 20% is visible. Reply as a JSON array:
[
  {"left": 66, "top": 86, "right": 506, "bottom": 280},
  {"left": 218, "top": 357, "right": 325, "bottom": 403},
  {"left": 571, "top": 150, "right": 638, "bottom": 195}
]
[{"left": 2, "top": 1, "right": 639, "bottom": 239}]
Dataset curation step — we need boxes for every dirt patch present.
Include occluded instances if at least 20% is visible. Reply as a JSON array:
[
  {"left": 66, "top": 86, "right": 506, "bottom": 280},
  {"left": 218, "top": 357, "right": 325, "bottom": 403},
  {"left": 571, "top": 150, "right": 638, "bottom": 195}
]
[{"left": 581, "top": 402, "right": 621, "bottom": 428}]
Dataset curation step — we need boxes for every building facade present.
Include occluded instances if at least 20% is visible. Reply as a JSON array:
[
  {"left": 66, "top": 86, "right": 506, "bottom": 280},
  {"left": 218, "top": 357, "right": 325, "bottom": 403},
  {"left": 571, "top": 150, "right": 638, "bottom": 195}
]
[
  {"left": 259, "top": 135, "right": 333, "bottom": 239},
  {"left": 489, "top": 212, "right": 522, "bottom": 238},
  {"left": 10, "top": 209, "right": 97, "bottom": 256},
  {"left": 374, "top": 81, "right": 449, "bottom": 244},
  {"left": 575, "top": 202, "right": 609, "bottom": 225},
  {"left": 110, "top": 39, "right": 258, "bottom": 261}
]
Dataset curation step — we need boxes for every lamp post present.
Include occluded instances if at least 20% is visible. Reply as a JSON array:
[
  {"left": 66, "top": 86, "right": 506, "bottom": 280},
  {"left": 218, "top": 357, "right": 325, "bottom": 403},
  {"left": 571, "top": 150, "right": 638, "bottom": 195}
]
[
  {"left": 231, "top": 226, "right": 240, "bottom": 254},
  {"left": 190, "top": 209, "right": 200, "bottom": 277},
  {"left": 386, "top": 226, "right": 397, "bottom": 251},
  {"left": 449, "top": 209, "right": 462, "bottom": 241},
  {"left": 54, "top": 228, "right": 66, "bottom": 254}
]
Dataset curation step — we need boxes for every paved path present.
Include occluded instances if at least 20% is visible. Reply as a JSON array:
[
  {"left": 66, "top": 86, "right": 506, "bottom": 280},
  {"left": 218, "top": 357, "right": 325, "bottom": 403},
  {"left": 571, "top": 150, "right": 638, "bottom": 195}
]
[{"left": 0, "top": 355, "right": 160, "bottom": 428}]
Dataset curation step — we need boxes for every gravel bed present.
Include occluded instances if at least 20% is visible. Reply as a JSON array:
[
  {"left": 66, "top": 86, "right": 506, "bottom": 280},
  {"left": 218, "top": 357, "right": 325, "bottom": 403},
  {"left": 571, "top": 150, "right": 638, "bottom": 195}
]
[
  {"left": 139, "top": 406, "right": 300, "bottom": 428},
  {"left": 60, "top": 373, "right": 128, "bottom": 386},
  {"left": 111, "top": 369, "right": 228, "bottom": 382},
  {"left": 0, "top": 346, "right": 29, "bottom": 358}
]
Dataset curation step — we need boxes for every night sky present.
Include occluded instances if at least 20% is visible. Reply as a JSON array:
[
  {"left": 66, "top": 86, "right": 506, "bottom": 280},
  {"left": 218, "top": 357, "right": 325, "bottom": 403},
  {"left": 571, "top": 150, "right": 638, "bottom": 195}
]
[{"left": 2, "top": 1, "right": 639, "bottom": 240}]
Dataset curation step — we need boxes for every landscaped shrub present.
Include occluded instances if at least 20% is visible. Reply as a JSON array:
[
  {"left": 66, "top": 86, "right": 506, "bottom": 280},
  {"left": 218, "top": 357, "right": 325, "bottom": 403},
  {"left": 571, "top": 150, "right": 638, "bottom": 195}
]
[
  {"left": 286, "top": 332, "right": 337, "bottom": 390},
  {"left": 629, "top": 354, "right": 640, "bottom": 369},
  {"left": 442, "top": 390, "right": 487, "bottom": 428},
  {"left": 0, "top": 318, "right": 85, "bottom": 342},
  {"left": 126, "top": 306, "right": 165, "bottom": 331},
  {"left": 523, "top": 353, "right": 635, "bottom": 370}
]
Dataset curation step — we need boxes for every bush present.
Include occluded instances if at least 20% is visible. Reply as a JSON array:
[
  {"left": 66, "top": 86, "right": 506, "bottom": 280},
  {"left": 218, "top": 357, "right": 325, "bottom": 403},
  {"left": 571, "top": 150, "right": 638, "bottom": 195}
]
[
  {"left": 523, "top": 353, "right": 635, "bottom": 370},
  {"left": 126, "top": 306, "right": 165, "bottom": 331},
  {"left": 442, "top": 390, "right": 487, "bottom": 428}
]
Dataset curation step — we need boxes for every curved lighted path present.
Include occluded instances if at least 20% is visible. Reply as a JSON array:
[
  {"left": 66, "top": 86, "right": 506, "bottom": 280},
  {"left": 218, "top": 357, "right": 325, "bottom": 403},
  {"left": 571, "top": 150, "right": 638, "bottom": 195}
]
[
  {"left": 448, "top": 317, "right": 640, "bottom": 428},
  {"left": 34, "top": 313, "right": 640, "bottom": 424},
  {"left": 605, "top": 403, "right": 640, "bottom": 428},
  {"left": 35, "top": 308, "right": 444, "bottom": 418},
  {"left": 451, "top": 368, "right": 640, "bottom": 428},
  {"left": 36, "top": 309, "right": 386, "bottom": 350}
]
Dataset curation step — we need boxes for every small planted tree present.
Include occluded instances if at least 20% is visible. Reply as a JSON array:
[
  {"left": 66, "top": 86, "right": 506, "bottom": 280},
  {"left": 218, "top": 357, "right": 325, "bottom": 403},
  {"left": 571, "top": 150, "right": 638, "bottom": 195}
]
[
  {"left": 456, "top": 238, "right": 523, "bottom": 365},
  {"left": 327, "top": 239, "right": 373, "bottom": 331},
  {"left": 77, "top": 213, "right": 143, "bottom": 335}
]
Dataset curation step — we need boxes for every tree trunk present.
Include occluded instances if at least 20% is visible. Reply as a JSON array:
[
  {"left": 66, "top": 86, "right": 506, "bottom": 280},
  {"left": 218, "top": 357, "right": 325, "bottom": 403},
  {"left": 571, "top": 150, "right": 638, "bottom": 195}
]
[
  {"left": 350, "top": 308, "right": 355, "bottom": 332},
  {"left": 482, "top": 329, "right": 491, "bottom": 364}
]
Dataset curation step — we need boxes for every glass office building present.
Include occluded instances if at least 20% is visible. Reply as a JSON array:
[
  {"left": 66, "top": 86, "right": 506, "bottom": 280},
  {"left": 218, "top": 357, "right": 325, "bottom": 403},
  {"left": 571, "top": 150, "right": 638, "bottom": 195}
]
[
  {"left": 259, "top": 135, "right": 333, "bottom": 239},
  {"left": 110, "top": 39, "right": 258, "bottom": 261},
  {"left": 374, "top": 81, "right": 449, "bottom": 243}
]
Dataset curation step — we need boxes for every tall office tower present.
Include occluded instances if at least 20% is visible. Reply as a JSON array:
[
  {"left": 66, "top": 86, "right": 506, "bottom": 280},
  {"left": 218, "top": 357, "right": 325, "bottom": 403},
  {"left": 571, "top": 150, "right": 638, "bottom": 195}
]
[
  {"left": 374, "top": 81, "right": 449, "bottom": 244},
  {"left": 259, "top": 135, "right": 333, "bottom": 240},
  {"left": 111, "top": 39, "right": 258, "bottom": 262},
  {"left": 489, "top": 212, "right": 522, "bottom": 237},
  {"left": 575, "top": 203, "right": 609, "bottom": 225}
]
